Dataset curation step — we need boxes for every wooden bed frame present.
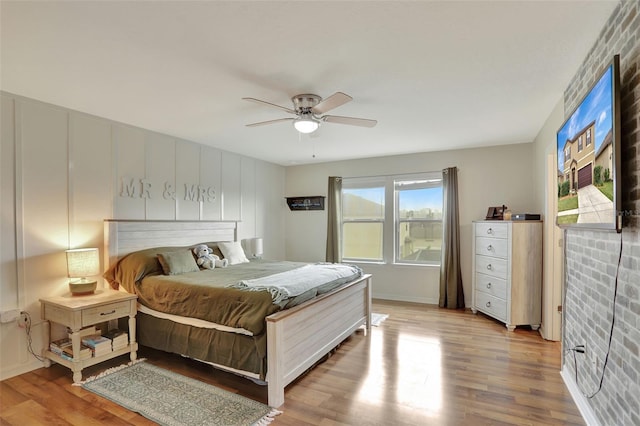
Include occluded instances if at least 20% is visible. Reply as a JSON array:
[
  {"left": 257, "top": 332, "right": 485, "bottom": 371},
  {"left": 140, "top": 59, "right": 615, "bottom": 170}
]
[{"left": 104, "top": 220, "right": 372, "bottom": 407}]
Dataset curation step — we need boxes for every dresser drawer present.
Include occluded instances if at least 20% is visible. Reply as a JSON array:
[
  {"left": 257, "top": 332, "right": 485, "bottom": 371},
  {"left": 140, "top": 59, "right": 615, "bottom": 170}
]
[
  {"left": 475, "top": 291, "right": 507, "bottom": 321},
  {"left": 475, "top": 222, "right": 508, "bottom": 239},
  {"left": 475, "top": 255, "right": 508, "bottom": 279},
  {"left": 474, "top": 272, "right": 507, "bottom": 299},
  {"left": 476, "top": 237, "right": 508, "bottom": 259},
  {"left": 82, "top": 300, "right": 131, "bottom": 326}
]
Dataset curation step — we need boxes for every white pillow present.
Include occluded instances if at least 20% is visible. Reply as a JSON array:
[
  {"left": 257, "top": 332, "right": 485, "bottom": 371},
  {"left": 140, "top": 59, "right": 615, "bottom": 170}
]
[{"left": 217, "top": 241, "right": 250, "bottom": 265}]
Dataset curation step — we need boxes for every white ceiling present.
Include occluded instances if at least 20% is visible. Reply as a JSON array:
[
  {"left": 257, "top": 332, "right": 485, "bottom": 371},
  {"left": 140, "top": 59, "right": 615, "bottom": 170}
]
[{"left": 1, "top": 1, "right": 617, "bottom": 166}]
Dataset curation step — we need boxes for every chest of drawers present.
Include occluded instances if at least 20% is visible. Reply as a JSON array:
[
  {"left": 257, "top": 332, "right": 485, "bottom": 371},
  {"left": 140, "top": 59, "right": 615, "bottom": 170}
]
[{"left": 471, "top": 220, "right": 542, "bottom": 331}]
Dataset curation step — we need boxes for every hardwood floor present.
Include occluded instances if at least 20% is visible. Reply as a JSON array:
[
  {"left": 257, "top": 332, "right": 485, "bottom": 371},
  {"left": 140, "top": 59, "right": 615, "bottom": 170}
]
[{"left": 0, "top": 300, "right": 584, "bottom": 425}]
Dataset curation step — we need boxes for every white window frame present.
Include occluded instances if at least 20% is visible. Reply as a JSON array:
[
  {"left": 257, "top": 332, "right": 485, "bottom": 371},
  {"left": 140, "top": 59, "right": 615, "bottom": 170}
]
[
  {"left": 394, "top": 172, "right": 443, "bottom": 265},
  {"left": 341, "top": 172, "right": 443, "bottom": 266}
]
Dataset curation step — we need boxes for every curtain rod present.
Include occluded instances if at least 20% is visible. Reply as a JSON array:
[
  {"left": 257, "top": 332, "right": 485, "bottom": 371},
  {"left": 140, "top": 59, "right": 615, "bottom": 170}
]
[{"left": 341, "top": 167, "right": 457, "bottom": 180}]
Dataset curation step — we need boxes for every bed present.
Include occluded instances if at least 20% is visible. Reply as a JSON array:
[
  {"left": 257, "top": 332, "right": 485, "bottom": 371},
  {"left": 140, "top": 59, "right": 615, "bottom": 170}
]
[{"left": 103, "top": 220, "right": 372, "bottom": 407}]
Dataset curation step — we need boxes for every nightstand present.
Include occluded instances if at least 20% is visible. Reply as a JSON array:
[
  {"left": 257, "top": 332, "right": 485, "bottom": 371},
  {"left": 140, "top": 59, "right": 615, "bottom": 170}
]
[{"left": 40, "top": 289, "right": 138, "bottom": 383}]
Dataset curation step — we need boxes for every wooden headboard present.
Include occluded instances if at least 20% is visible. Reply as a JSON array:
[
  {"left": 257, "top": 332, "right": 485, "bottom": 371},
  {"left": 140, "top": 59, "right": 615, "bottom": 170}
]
[{"left": 104, "top": 220, "right": 238, "bottom": 269}]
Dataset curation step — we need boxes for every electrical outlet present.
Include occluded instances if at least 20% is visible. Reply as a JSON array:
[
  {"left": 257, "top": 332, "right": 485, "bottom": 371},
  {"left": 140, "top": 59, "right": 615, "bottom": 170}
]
[
  {"left": 592, "top": 353, "right": 599, "bottom": 374},
  {"left": 16, "top": 312, "right": 29, "bottom": 328},
  {"left": 0, "top": 309, "right": 21, "bottom": 323}
]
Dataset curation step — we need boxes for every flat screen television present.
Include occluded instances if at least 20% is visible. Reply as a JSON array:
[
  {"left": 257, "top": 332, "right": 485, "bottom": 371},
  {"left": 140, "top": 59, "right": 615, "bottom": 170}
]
[{"left": 556, "top": 54, "right": 622, "bottom": 232}]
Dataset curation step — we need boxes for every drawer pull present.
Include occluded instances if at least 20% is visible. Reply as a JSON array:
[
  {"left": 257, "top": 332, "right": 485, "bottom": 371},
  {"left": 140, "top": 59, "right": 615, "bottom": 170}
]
[
  {"left": 487, "top": 244, "right": 493, "bottom": 251},
  {"left": 486, "top": 264, "right": 492, "bottom": 270},
  {"left": 100, "top": 310, "right": 116, "bottom": 316},
  {"left": 487, "top": 228, "right": 493, "bottom": 234},
  {"left": 486, "top": 301, "right": 491, "bottom": 308},
  {"left": 486, "top": 283, "right": 492, "bottom": 289}
]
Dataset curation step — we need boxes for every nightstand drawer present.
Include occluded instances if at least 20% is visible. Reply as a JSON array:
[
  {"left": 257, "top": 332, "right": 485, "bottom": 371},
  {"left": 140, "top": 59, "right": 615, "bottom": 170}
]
[
  {"left": 44, "top": 304, "right": 73, "bottom": 326},
  {"left": 475, "top": 291, "right": 507, "bottom": 321},
  {"left": 476, "top": 237, "right": 508, "bottom": 258},
  {"left": 475, "top": 222, "right": 508, "bottom": 239},
  {"left": 82, "top": 300, "right": 131, "bottom": 326},
  {"left": 474, "top": 272, "right": 507, "bottom": 299},
  {"left": 475, "top": 255, "right": 507, "bottom": 279}
]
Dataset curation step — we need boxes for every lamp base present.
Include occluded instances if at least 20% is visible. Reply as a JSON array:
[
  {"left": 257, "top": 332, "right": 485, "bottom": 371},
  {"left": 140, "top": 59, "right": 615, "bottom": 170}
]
[{"left": 69, "top": 280, "right": 97, "bottom": 295}]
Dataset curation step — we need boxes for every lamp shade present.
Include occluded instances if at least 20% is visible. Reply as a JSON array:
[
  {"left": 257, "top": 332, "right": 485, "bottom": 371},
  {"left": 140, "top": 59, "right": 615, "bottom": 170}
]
[
  {"left": 66, "top": 248, "right": 100, "bottom": 278},
  {"left": 66, "top": 248, "right": 99, "bottom": 295},
  {"left": 248, "top": 238, "right": 263, "bottom": 258}
]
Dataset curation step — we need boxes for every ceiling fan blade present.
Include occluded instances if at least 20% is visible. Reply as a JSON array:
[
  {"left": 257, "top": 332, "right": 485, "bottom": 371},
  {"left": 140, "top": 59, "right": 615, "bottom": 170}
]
[
  {"left": 322, "top": 115, "right": 377, "bottom": 128},
  {"left": 245, "top": 117, "right": 294, "bottom": 127},
  {"left": 312, "top": 92, "right": 352, "bottom": 115},
  {"left": 242, "top": 97, "right": 296, "bottom": 114}
]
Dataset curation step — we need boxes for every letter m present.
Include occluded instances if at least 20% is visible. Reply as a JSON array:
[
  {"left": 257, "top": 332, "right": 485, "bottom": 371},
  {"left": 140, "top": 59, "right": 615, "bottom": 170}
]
[
  {"left": 120, "top": 177, "right": 137, "bottom": 198},
  {"left": 184, "top": 184, "right": 198, "bottom": 201}
]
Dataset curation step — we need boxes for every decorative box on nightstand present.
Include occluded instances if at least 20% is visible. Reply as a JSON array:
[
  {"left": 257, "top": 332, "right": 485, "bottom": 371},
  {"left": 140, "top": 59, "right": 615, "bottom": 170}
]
[{"left": 40, "top": 289, "right": 138, "bottom": 383}]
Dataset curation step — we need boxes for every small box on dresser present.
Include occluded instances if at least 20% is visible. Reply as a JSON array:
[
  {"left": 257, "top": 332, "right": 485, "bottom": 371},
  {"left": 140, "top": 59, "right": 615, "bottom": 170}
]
[{"left": 471, "top": 220, "right": 542, "bottom": 331}]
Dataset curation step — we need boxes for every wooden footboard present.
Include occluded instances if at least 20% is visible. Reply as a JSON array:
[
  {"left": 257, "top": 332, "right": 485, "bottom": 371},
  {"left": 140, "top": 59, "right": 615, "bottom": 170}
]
[{"left": 265, "top": 274, "right": 372, "bottom": 407}]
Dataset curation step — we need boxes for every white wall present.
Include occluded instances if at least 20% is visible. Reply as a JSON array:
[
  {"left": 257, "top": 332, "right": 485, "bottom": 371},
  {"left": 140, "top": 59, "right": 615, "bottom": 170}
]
[
  {"left": 0, "top": 92, "right": 285, "bottom": 380},
  {"left": 284, "top": 143, "right": 536, "bottom": 304}
]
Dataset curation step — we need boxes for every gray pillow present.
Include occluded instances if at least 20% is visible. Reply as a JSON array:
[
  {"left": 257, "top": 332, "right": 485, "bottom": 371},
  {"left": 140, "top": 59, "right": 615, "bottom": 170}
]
[{"left": 157, "top": 250, "right": 200, "bottom": 275}]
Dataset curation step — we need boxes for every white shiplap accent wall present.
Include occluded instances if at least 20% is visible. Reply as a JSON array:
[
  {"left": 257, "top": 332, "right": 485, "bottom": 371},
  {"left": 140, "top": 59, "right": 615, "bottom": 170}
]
[
  {"left": 221, "top": 151, "right": 241, "bottom": 221},
  {"left": 145, "top": 132, "right": 176, "bottom": 220},
  {"left": 199, "top": 146, "right": 223, "bottom": 221},
  {"left": 69, "top": 113, "right": 113, "bottom": 248},
  {"left": 0, "top": 92, "right": 285, "bottom": 381},
  {"left": 113, "top": 124, "right": 146, "bottom": 219}
]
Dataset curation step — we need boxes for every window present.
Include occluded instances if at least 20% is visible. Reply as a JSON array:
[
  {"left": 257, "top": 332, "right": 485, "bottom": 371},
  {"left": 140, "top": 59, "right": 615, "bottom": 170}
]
[
  {"left": 578, "top": 136, "right": 583, "bottom": 152},
  {"left": 395, "top": 176, "right": 443, "bottom": 264},
  {"left": 342, "top": 178, "right": 385, "bottom": 261},
  {"left": 586, "top": 128, "right": 592, "bottom": 146},
  {"left": 341, "top": 172, "right": 443, "bottom": 265},
  {"left": 565, "top": 146, "right": 571, "bottom": 161}
]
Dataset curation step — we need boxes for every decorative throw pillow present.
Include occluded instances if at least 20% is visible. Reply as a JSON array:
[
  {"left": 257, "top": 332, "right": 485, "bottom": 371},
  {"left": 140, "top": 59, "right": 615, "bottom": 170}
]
[
  {"left": 104, "top": 246, "right": 178, "bottom": 292},
  {"left": 157, "top": 250, "right": 200, "bottom": 275},
  {"left": 217, "top": 241, "right": 250, "bottom": 265}
]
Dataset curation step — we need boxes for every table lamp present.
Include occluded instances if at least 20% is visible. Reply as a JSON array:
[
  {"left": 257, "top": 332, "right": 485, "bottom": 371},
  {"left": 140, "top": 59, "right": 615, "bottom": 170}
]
[
  {"left": 66, "top": 248, "right": 99, "bottom": 295},
  {"left": 247, "top": 238, "right": 263, "bottom": 259}
]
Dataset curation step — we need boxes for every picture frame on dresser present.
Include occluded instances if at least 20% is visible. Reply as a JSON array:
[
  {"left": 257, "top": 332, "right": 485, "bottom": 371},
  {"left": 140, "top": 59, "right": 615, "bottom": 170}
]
[{"left": 471, "top": 220, "right": 542, "bottom": 331}]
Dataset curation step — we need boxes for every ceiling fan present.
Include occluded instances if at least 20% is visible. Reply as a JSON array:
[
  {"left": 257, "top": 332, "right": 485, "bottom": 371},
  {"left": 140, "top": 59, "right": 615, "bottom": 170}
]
[{"left": 242, "top": 92, "right": 377, "bottom": 134}]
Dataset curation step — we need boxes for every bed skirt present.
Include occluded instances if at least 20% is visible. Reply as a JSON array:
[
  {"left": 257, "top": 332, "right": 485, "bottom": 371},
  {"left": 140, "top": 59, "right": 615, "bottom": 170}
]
[{"left": 136, "top": 311, "right": 267, "bottom": 378}]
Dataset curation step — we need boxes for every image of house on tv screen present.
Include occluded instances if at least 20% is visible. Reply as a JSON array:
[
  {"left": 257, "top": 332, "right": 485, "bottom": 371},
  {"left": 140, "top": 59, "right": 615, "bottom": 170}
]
[{"left": 556, "top": 65, "right": 614, "bottom": 225}]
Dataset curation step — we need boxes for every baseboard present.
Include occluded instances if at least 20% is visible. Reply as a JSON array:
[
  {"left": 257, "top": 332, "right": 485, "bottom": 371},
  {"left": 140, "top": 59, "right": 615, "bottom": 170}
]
[
  {"left": 560, "top": 365, "right": 601, "bottom": 426},
  {"left": 0, "top": 359, "right": 44, "bottom": 382},
  {"left": 372, "top": 293, "right": 438, "bottom": 305}
]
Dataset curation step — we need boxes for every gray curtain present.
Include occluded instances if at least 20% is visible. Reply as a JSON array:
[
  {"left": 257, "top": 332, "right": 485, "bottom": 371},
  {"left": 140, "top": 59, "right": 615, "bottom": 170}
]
[
  {"left": 326, "top": 176, "right": 342, "bottom": 263},
  {"left": 439, "top": 167, "right": 465, "bottom": 309}
]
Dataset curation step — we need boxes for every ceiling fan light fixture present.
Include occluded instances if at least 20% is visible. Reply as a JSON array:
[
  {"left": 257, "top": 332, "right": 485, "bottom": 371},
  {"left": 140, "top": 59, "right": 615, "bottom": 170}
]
[{"left": 293, "top": 117, "right": 319, "bottom": 134}]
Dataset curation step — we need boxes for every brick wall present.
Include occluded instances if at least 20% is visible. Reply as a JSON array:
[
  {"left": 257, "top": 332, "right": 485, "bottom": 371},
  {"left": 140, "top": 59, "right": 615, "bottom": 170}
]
[{"left": 563, "top": 2, "right": 640, "bottom": 425}]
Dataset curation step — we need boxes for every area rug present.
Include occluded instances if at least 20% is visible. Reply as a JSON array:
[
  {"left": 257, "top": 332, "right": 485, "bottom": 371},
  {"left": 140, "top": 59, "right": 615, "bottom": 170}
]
[
  {"left": 371, "top": 313, "right": 389, "bottom": 326},
  {"left": 81, "top": 361, "right": 280, "bottom": 426}
]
